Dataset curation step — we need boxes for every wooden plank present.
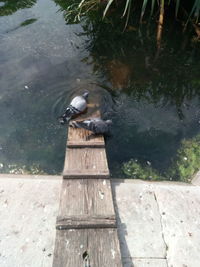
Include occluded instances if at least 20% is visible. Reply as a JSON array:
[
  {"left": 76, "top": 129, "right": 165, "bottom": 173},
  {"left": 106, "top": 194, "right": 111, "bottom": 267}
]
[
  {"left": 67, "top": 108, "right": 104, "bottom": 148},
  {"left": 53, "top": 229, "right": 85, "bottom": 267},
  {"left": 53, "top": 101, "right": 123, "bottom": 266},
  {"left": 67, "top": 127, "right": 105, "bottom": 148},
  {"left": 58, "top": 179, "right": 115, "bottom": 218},
  {"left": 63, "top": 148, "right": 110, "bottom": 178},
  {"left": 56, "top": 214, "right": 116, "bottom": 230},
  {"left": 53, "top": 228, "right": 122, "bottom": 267}
]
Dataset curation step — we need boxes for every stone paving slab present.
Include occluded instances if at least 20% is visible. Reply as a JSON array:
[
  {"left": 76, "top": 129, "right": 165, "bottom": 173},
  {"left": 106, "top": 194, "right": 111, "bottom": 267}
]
[
  {"left": 155, "top": 185, "right": 200, "bottom": 267},
  {"left": 132, "top": 258, "right": 168, "bottom": 267},
  {"left": 0, "top": 175, "right": 61, "bottom": 267},
  {"left": 113, "top": 182, "right": 167, "bottom": 259},
  {"left": 122, "top": 257, "right": 168, "bottom": 267},
  {"left": 112, "top": 180, "right": 200, "bottom": 267},
  {"left": 192, "top": 170, "right": 200, "bottom": 186}
]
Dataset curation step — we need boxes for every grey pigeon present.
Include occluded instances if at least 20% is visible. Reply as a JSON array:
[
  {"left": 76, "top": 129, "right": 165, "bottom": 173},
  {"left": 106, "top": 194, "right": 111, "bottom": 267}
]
[
  {"left": 59, "top": 91, "right": 89, "bottom": 124},
  {"left": 70, "top": 118, "right": 112, "bottom": 134}
]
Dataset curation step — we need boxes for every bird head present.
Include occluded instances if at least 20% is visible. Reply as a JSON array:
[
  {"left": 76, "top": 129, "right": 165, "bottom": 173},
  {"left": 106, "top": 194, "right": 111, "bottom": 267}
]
[{"left": 82, "top": 91, "right": 89, "bottom": 99}]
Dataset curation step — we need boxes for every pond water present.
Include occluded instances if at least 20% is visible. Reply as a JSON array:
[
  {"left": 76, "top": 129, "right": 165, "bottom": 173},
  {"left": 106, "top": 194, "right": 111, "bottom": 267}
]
[{"left": 0, "top": 0, "right": 200, "bottom": 178}]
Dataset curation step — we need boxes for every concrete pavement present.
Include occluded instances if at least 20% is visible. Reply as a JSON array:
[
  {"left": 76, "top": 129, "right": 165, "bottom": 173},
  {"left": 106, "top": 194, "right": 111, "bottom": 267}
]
[
  {"left": 0, "top": 174, "right": 199, "bottom": 267},
  {"left": 112, "top": 179, "right": 200, "bottom": 267},
  {"left": 0, "top": 175, "right": 61, "bottom": 267}
]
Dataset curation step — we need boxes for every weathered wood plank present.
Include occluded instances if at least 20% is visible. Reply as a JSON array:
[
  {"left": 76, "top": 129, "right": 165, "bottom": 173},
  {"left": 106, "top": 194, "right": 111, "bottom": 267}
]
[
  {"left": 88, "top": 229, "right": 122, "bottom": 267},
  {"left": 67, "top": 109, "right": 104, "bottom": 148},
  {"left": 53, "top": 229, "right": 122, "bottom": 267},
  {"left": 58, "top": 179, "right": 115, "bottom": 218},
  {"left": 67, "top": 127, "right": 105, "bottom": 148},
  {"left": 53, "top": 101, "right": 123, "bottom": 266},
  {"left": 56, "top": 214, "right": 116, "bottom": 230},
  {"left": 53, "top": 229, "right": 85, "bottom": 267},
  {"left": 63, "top": 148, "right": 110, "bottom": 178}
]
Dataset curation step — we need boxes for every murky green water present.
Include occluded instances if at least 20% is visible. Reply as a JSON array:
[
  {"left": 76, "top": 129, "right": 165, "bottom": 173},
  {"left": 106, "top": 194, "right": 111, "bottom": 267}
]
[{"left": 0, "top": 0, "right": 200, "bottom": 178}]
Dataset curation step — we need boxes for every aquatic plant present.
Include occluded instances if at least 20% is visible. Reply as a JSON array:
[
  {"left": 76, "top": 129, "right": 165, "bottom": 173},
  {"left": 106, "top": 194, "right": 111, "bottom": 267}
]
[
  {"left": 122, "top": 134, "right": 200, "bottom": 183},
  {"left": 55, "top": 0, "right": 200, "bottom": 38},
  {"left": 122, "top": 159, "right": 162, "bottom": 180},
  {"left": 55, "top": 0, "right": 200, "bottom": 22},
  {"left": 0, "top": 163, "right": 46, "bottom": 175},
  {"left": 168, "top": 134, "right": 200, "bottom": 182}
]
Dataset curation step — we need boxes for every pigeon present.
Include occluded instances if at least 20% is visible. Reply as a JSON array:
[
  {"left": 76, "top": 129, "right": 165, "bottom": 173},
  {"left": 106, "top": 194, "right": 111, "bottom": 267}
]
[
  {"left": 59, "top": 91, "right": 89, "bottom": 124},
  {"left": 70, "top": 118, "right": 112, "bottom": 135}
]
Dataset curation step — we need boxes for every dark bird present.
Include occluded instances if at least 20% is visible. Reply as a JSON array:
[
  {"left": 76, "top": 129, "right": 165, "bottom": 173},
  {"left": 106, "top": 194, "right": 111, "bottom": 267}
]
[
  {"left": 59, "top": 91, "right": 89, "bottom": 124},
  {"left": 69, "top": 118, "right": 112, "bottom": 135}
]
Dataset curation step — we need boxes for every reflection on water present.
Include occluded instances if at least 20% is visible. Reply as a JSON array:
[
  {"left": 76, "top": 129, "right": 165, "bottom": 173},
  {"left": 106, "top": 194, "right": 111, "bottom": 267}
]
[
  {"left": 0, "top": 0, "right": 200, "bottom": 178},
  {"left": 0, "top": 0, "right": 37, "bottom": 16}
]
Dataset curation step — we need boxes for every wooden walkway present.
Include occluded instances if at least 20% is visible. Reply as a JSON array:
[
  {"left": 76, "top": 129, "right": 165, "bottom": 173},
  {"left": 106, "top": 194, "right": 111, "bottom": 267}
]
[{"left": 53, "top": 109, "right": 122, "bottom": 266}]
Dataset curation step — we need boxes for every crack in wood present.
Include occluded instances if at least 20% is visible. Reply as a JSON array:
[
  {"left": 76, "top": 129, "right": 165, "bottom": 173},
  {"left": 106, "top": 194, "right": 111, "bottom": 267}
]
[{"left": 56, "top": 215, "right": 117, "bottom": 230}]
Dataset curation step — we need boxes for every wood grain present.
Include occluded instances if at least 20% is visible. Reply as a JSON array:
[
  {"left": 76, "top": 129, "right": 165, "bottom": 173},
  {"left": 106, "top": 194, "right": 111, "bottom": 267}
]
[
  {"left": 56, "top": 214, "right": 116, "bottom": 229},
  {"left": 58, "top": 179, "right": 115, "bottom": 218},
  {"left": 67, "top": 127, "right": 105, "bottom": 148},
  {"left": 53, "top": 228, "right": 122, "bottom": 267},
  {"left": 63, "top": 148, "right": 110, "bottom": 178},
  {"left": 67, "top": 109, "right": 105, "bottom": 148}
]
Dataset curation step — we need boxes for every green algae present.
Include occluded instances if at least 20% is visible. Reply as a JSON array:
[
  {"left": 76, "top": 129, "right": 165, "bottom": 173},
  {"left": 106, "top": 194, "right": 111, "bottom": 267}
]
[
  {"left": 167, "top": 134, "right": 200, "bottom": 182},
  {"left": 122, "top": 160, "right": 163, "bottom": 181},
  {"left": 123, "top": 134, "right": 200, "bottom": 183}
]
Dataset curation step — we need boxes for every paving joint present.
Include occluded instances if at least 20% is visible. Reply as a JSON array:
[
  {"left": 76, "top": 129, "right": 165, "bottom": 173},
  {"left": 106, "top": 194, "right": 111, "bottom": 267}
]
[
  {"left": 153, "top": 192, "right": 169, "bottom": 267},
  {"left": 132, "top": 257, "right": 167, "bottom": 259}
]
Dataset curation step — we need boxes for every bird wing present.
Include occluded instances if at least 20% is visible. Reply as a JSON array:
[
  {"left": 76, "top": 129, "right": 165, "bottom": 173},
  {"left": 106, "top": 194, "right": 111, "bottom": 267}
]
[
  {"left": 70, "top": 96, "right": 87, "bottom": 112},
  {"left": 70, "top": 119, "right": 110, "bottom": 134},
  {"left": 89, "top": 120, "right": 109, "bottom": 134}
]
